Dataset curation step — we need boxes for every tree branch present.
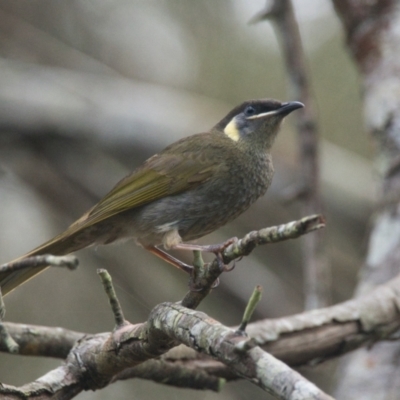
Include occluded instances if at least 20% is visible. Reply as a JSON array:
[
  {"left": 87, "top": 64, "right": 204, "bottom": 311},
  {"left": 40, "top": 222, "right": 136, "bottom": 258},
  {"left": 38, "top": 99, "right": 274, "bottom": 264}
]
[
  {"left": 148, "top": 303, "right": 334, "bottom": 400},
  {"left": 182, "top": 214, "right": 325, "bottom": 309},
  {"left": 251, "top": 0, "right": 328, "bottom": 309},
  {"left": 1, "top": 301, "right": 333, "bottom": 399},
  {"left": 330, "top": 1, "right": 400, "bottom": 398},
  {"left": 2, "top": 270, "right": 400, "bottom": 395}
]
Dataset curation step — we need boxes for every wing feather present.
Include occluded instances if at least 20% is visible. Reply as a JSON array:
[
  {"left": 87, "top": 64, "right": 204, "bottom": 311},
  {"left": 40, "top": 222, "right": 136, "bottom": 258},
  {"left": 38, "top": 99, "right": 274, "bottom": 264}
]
[{"left": 72, "top": 153, "right": 216, "bottom": 231}]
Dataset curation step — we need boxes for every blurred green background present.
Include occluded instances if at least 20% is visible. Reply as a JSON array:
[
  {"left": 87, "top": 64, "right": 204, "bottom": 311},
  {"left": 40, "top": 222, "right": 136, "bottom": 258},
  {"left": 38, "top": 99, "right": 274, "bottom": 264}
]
[{"left": 0, "top": 0, "right": 373, "bottom": 399}]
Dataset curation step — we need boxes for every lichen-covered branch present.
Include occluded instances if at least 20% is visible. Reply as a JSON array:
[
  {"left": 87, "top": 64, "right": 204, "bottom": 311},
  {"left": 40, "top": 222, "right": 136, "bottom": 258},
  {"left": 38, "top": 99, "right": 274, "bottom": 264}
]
[
  {"left": 0, "top": 301, "right": 333, "bottom": 400},
  {"left": 0, "top": 322, "right": 83, "bottom": 358},
  {"left": 97, "top": 269, "right": 126, "bottom": 328},
  {"left": 2, "top": 271, "right": 400, "bottom": 396},
  {"left": 0, "top": 309, "right": 176, "bottom": 398},
  {"left": 248, "top": 273, "right": 400, "bottom": 364},
  {"left": 331, "top": 1, "right": 400, "bottom": 398},
  {"left": 0, "top": 255, "right": 79, "bottom": 355},
  {"left": 222, "top": 214, "right": 324, "bottom": 261},
  {"left": 182, "top": 214, "right": 325, "bottom": 309},
  {"left": 145, "top": 303, "right": 334, "bottom": 400},
  {"left": 164, "top": 271, "right": 400, "bottom": 367},
  {"left": 0, "top": 254, "right": 79, "bottom": 274}
]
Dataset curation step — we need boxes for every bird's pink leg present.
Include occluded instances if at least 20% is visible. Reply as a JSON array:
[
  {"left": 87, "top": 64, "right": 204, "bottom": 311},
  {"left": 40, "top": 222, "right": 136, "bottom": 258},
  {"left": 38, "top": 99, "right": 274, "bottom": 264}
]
[{"left": 144, "top": 245, "right": 193, "bottom": 274}]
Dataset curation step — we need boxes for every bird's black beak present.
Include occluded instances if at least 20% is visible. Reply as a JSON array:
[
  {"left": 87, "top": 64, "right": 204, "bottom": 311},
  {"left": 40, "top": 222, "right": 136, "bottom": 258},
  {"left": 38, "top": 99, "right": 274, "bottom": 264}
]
[
  {"left": 246, "top": 101, "right": 304, "bottom": 120},
  {"left": 275, "top": 101, "right": 304, "bottom": 117}
]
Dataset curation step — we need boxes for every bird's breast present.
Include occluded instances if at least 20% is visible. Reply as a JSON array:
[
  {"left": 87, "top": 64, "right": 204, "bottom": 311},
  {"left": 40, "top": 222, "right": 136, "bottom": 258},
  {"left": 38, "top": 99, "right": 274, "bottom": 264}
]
[{"left": 175, "top": 152, "right": 274, "bottom": 240}]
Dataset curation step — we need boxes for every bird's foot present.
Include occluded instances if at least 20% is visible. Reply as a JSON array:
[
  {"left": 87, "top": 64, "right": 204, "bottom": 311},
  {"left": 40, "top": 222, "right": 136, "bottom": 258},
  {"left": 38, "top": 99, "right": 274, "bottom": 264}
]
[
  {"left": 172, "top": 237, "right": 237, "bottom": 271},
  {"left": 223, "top": 260, "right": 236, "bottom": 272}
]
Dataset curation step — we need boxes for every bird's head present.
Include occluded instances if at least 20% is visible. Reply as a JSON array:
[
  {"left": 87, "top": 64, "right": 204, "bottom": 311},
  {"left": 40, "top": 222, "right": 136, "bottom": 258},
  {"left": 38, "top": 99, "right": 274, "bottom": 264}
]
[{"left": 213, "top": 99, "right": 304, "bottom": 150}]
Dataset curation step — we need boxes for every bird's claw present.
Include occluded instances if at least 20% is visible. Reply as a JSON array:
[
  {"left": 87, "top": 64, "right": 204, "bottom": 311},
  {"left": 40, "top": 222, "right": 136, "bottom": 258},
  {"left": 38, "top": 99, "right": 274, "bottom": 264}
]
[
  {"left": 214, "top": 252, "right": 235, "bottom": 272},
  {"left": 183, "top": 237, "right": 239, "bottom": 290},
  {"left": 223, "top": 260, "right": 236, "bottom": 272},
  {"left": 211, "top": 278, "right": 220, "bottom": 288},
  {"left": 205, "top": 237, "right": 238, "bottom": 254}
]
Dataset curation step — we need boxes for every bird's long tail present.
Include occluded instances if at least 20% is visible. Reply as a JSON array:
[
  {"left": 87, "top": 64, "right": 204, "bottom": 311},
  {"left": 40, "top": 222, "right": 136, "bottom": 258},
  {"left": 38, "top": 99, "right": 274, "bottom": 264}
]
[{"left": 0, "top": 229, "right": 90, "bottom": 296}]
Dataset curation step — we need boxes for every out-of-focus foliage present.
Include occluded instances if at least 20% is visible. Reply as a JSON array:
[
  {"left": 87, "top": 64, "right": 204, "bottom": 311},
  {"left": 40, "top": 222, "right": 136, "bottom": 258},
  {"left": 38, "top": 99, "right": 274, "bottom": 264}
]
[{"left": 0, "top": 1, "right": 371, "bottom": 399}]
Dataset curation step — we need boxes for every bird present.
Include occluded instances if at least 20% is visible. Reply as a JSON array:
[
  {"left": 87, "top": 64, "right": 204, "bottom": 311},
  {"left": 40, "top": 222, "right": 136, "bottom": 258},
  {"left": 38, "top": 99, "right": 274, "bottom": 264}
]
[{"left": 0, "top": 98, "right": 303, "bottom": 295}]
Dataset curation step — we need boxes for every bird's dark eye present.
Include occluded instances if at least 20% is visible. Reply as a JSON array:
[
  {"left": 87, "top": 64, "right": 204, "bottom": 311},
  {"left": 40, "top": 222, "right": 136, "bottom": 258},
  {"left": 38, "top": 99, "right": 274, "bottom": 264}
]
[{"left": 244, "top": 106, "right": 256, "bottom": 117}]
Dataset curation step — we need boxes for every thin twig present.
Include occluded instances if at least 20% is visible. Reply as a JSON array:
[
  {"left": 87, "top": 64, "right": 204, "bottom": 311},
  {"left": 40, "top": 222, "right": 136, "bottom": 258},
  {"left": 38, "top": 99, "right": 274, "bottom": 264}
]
[
  {"left": 222, "top": 214, "right": 325, "bottom": 261},
  {"left": 237, "top": 285, "right": 263, "bottom": 334},
  {"left": 251, "top": 0, "right": 329, "bottom": 310},
  {"left": 97, "top": 269, "right": 126, "bottom": 327},
  {"left": 0, "top": 255, "right": 78, "bottom": 354},
  {"left": 0, "top": 254, "right": 79, "bottom": 273}
]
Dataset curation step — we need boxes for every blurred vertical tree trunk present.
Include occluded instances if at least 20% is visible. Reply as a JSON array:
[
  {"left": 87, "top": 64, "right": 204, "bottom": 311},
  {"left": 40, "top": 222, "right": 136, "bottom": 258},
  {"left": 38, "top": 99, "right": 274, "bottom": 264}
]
[{"left": 332, "top": 1, "right": 400, "bottom": 398}]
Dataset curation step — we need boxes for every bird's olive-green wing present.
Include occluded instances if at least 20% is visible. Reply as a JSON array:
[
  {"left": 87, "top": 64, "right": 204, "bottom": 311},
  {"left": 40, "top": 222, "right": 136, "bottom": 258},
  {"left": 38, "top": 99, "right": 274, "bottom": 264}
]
[
  {"left": 70, "top": 152, "right": 216, "bottom": 231},
  {"left": 0, "top": 153, "right": 216, "bottom": 295}
]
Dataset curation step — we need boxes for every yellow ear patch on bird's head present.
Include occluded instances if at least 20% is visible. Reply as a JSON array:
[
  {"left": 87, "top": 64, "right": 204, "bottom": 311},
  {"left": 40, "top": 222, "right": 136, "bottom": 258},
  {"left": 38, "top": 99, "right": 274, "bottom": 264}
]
[{"left": 223, "top": 117, "right": 240, "bottom": 141}]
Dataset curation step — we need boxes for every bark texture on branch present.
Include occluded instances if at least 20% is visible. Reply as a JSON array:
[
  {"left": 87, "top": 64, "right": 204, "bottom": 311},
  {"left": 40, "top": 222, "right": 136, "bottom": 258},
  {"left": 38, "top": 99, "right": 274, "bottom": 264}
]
[
  {"left": 332, "top": 1, "right": 400, "bottom": 398},
  {"left": 1, "top": 302, "right": 334, "bottom": 400},
  {"left": 152, "top": 303, "right": 334, "bottom": 400},
  {"left": 3, "top": 271, "right": 400, "bottom": 395}
]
